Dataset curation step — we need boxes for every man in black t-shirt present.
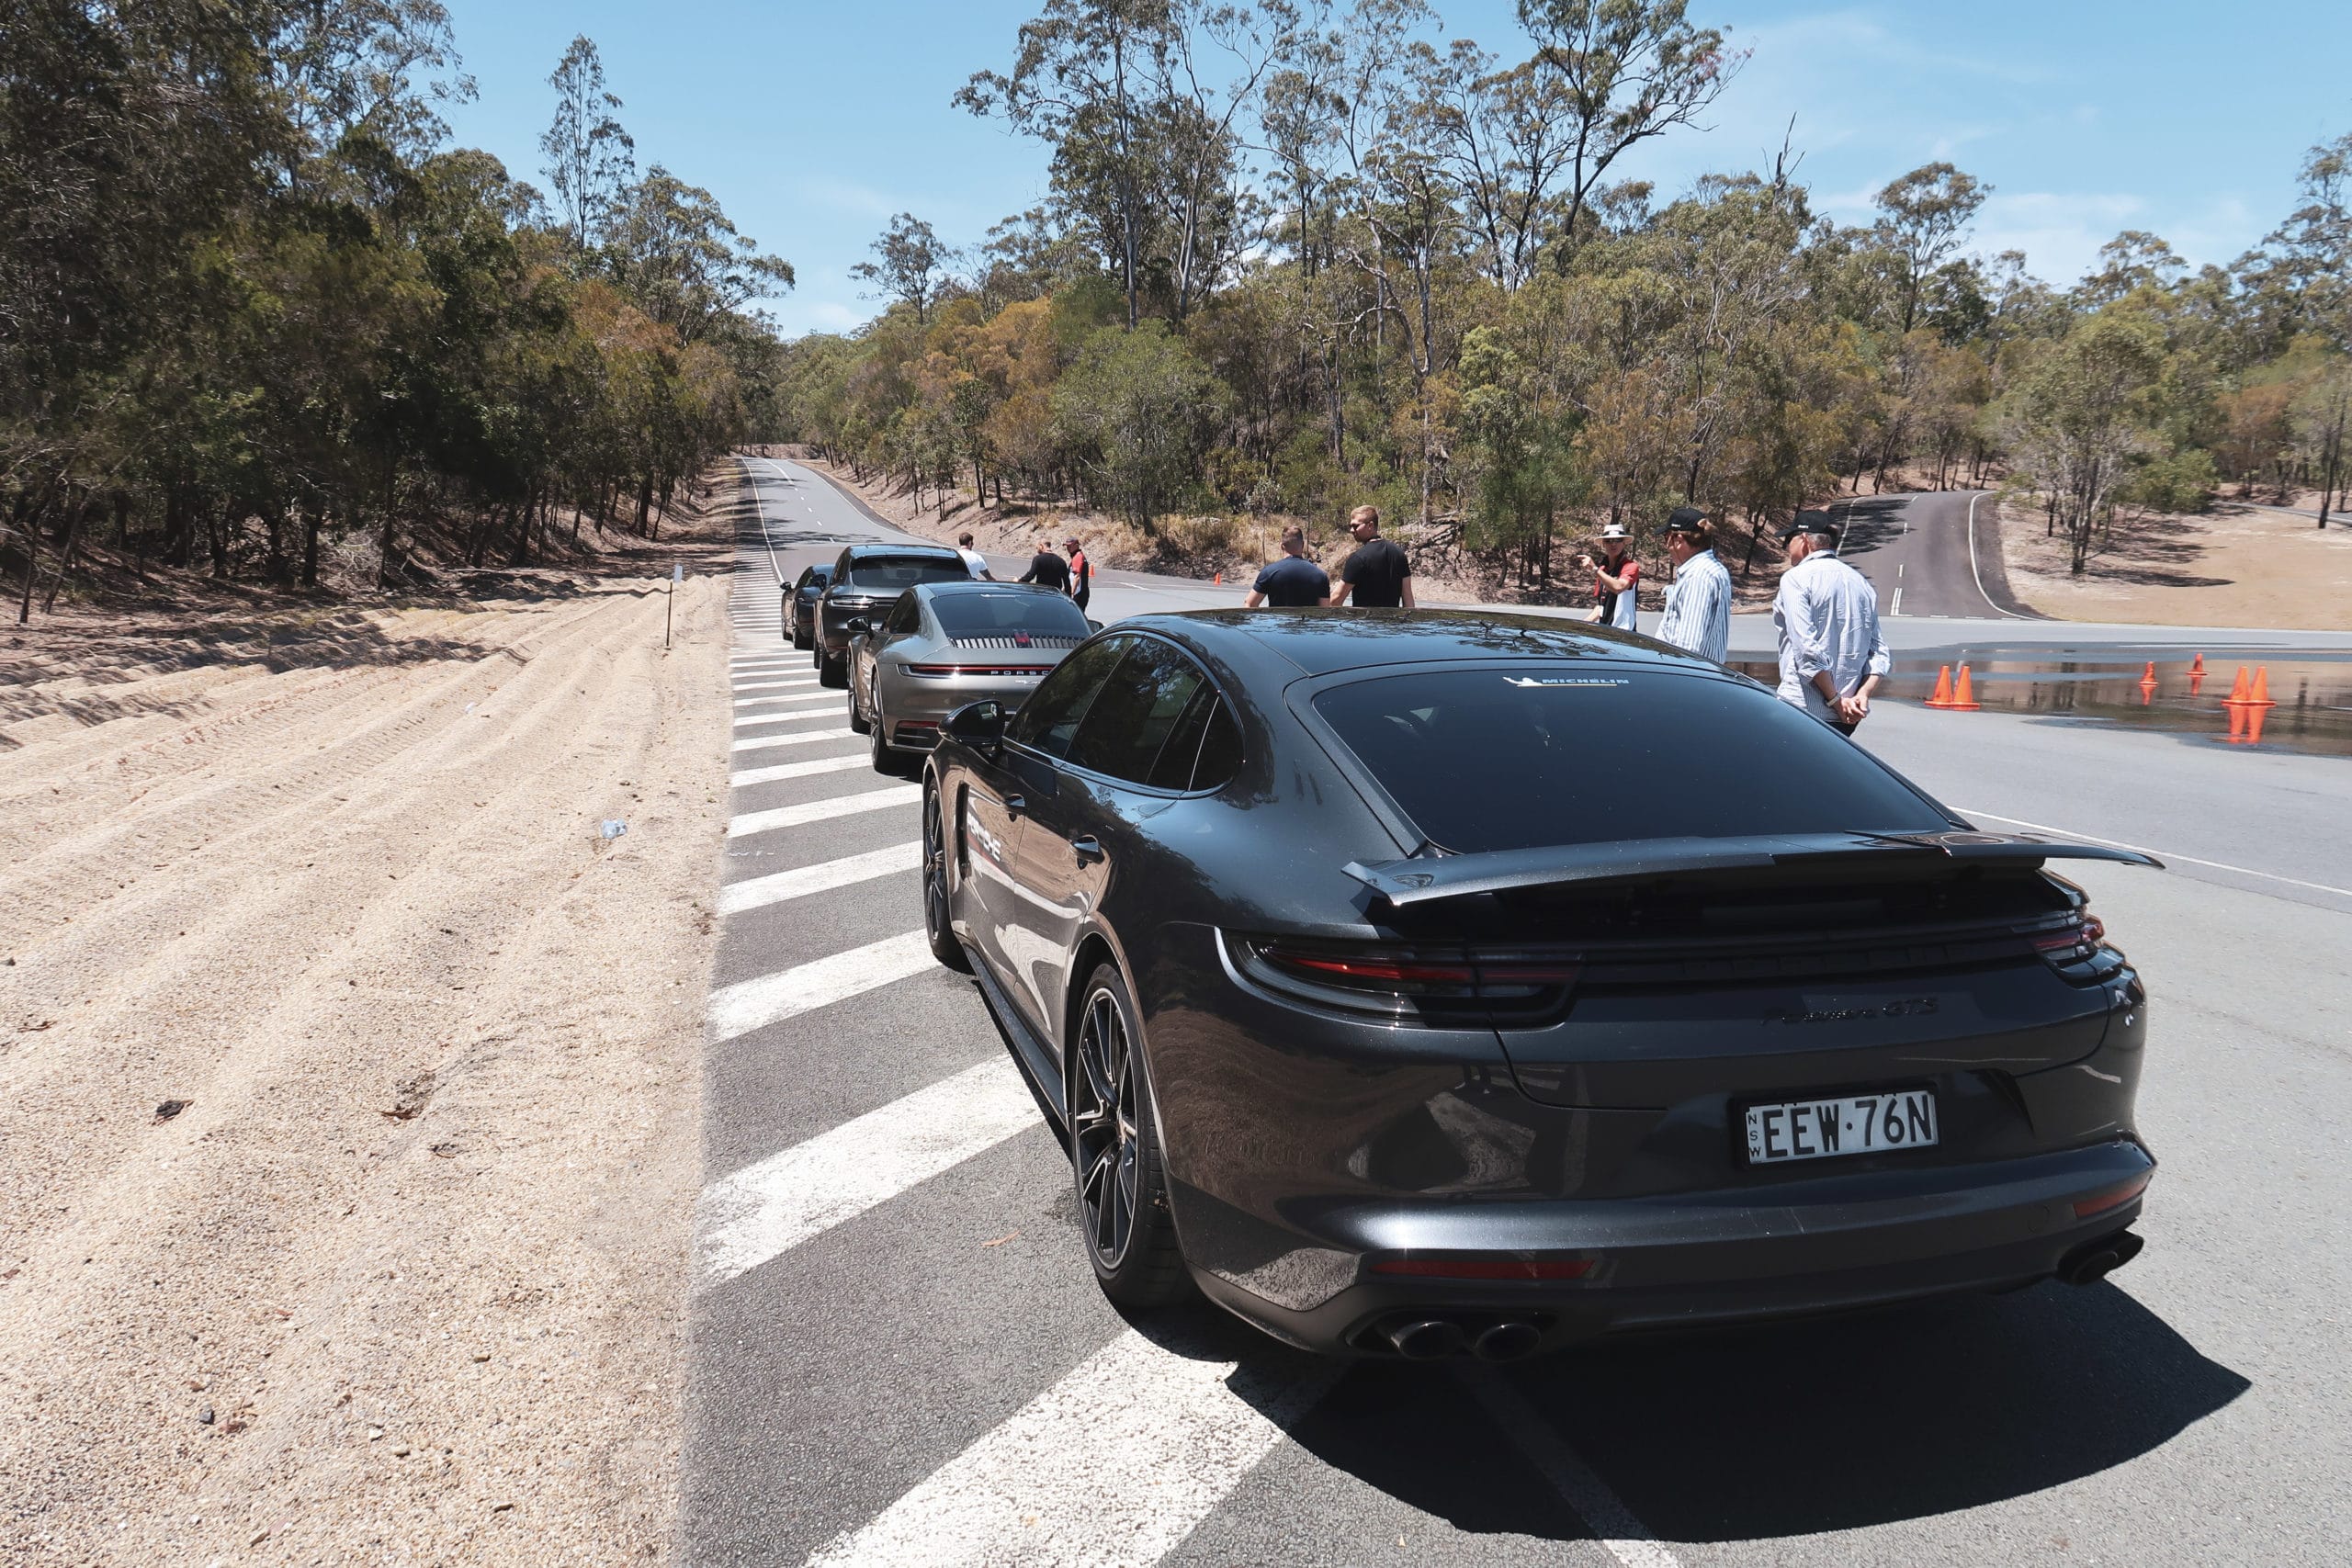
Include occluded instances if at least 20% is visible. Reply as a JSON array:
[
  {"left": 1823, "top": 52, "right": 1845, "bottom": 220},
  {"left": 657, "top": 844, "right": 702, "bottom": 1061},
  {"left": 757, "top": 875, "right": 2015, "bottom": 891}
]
[
  {"left": 1245, "top": 525, "right": 1330, "bottom": 608},
  {"left": 1018, "top": 546, "right": 1069, "bottom": 592},
  {"left": 1328, "top": 504, "right": 1414, "bottom": 609}
]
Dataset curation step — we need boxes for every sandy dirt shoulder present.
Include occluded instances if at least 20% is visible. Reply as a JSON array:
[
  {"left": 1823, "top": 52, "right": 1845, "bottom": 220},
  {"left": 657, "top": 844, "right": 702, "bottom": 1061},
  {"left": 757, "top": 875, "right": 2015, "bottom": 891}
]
[
  {"left": 1994, "top": 492, "right": 2352, "bottom": 630},
  {"left": 0, "top": 501, "right": 735, "bottom": 1562}
]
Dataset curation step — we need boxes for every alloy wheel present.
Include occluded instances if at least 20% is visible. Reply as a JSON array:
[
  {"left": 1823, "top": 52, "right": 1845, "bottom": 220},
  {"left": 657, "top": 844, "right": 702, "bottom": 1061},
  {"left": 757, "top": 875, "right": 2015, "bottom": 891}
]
[
  {"left": 923, "top": 786, "right": 951, "bottom": 939},
  {"left": 1072, "top": 987, "right": 1140, "bottom": 1269}
]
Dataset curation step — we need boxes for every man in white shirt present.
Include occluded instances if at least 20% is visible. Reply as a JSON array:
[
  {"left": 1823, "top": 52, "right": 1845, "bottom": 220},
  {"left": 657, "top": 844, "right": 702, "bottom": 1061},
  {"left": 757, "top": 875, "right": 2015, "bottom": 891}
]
[
  {"left": 955, "top": 532, "right": 993, "bottom": 581},
  {"left": 1654, "top": 507, "right": 1732, "bottom": 664},
  {"left": 1772, "top": 511, "right": 1890, "bottom": 735}
]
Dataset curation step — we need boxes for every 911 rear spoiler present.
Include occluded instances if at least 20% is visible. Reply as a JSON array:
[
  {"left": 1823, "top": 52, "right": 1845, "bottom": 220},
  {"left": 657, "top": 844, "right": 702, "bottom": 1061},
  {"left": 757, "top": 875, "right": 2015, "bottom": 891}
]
[{"left": 1341, "top": 830, "right": 2163, "bottom": 908}]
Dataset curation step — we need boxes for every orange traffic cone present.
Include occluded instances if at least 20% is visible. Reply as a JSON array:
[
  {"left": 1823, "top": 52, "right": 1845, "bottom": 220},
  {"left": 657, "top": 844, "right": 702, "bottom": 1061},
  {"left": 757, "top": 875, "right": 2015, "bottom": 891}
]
[
  {"left": 2142, "top": 660, "right": 2157, "bottom": 682},
  {"left": 2222, "top": 664, "right": 2277, "bottom": 744},
  {"left": 2138, "top": 660, "right": 2158, "bottom": 705},
  {"left": 1949, "top": 663, "right": 1982, "bottom": 711},
  {"left": 1924, "top": 665, "right": 1955, "bottom": 708},
  {"left": 1214, "top": 571, "right": 1222, "bottom": 586},
  {"left": 2189, "top": 652, "right": 2205, "bottom": 675}
]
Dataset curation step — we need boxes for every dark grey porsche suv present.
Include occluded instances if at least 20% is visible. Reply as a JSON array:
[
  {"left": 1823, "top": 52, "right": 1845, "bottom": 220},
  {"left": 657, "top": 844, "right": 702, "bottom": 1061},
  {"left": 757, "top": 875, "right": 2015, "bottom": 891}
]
[{"left": 921, "top": 611, "right": 2160, "bottom": 1360}]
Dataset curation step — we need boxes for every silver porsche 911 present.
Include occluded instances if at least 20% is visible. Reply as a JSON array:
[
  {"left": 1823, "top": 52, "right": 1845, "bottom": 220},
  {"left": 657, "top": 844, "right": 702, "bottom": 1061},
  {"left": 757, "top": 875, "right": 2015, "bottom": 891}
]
[{"left": 846, "top": 581, "right": 1094, "bottom": 775}]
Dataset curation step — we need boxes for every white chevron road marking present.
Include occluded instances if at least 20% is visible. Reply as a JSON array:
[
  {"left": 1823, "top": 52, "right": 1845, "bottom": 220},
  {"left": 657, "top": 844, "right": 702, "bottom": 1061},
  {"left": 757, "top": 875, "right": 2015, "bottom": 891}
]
[
  {"left": 695, "top": 1055, "right": 1040, "bottom": 1286},
  {"left": 716, "top": 841, "right": 921, "bottom": 917},
  {"left": 730, "top": 753, "right": 871, "bottom": 787},
  {"left": 727, "top": 784, "right": 920, "bottom": 840},
  {"left": 706, "top": 928, "right": 937, "bottom": 1044},
  {"left": 801, "top": 1326, "right": 1340, "bottom": 1568}
]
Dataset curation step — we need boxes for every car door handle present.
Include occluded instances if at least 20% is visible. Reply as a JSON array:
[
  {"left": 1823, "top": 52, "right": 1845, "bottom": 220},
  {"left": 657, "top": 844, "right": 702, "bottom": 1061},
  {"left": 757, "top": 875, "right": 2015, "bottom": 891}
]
[
  {"left": 1004, "top": 794, "right": 1026, "bottom": 815},
  {"left": 1071, "top": 836, "right": 1105, "bottom": 863}
]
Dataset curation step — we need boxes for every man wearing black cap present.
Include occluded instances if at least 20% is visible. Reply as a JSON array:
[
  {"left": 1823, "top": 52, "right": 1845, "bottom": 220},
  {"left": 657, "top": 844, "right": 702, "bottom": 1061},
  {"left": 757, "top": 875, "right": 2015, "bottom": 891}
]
[
  {"left": 1655, "top": 507, "right": 1732, "bottom": 663},
  {"left": 1772, "top": 510, "right": 1889, "bottom": 735}
]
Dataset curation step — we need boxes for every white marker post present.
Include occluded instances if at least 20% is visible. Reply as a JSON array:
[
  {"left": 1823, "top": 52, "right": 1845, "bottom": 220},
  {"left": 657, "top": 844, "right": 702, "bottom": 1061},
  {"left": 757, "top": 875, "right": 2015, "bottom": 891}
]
[{"left": 667, "top": 560, "right": 683, "bottom": 649}]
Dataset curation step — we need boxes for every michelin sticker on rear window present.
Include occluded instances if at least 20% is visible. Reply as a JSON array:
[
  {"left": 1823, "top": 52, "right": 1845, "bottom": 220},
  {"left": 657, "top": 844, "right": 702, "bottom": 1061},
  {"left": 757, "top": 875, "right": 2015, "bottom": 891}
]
[{"left": 1504, "top": 675, "right": 1631, "bottom": 689}]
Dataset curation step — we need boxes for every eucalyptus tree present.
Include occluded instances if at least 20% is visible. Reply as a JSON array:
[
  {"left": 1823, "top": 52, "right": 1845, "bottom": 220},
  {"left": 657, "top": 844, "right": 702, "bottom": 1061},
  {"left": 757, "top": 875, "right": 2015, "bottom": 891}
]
[
  {"left": 853, "top": 213, "right": 954, "bottom": 325},
  {"left": 959, "top": 0, "right": 1177, "bottom": 330},
  {"left": 1870, "top": 161, "right": 1989, "bottom": 333},
  {"left": 538, "top": 34, "right": 634, "bottom": 257},
  {"left": 1515, "top": 0, "right": 1745, "bottom": 258}
]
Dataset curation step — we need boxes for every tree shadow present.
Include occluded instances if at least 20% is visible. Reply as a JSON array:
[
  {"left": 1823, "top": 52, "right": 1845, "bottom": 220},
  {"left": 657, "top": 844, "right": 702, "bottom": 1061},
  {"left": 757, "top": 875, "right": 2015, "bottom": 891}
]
[{"left": 1129, "top": 1278, "right": 2245, "bottom": 1546}]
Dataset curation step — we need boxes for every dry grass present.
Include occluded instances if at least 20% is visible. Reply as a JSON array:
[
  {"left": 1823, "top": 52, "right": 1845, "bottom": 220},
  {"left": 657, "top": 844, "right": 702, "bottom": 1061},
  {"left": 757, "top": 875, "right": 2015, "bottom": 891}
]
[{"left": 1996, "top": 495, "right": 2352, "bottom": 630}]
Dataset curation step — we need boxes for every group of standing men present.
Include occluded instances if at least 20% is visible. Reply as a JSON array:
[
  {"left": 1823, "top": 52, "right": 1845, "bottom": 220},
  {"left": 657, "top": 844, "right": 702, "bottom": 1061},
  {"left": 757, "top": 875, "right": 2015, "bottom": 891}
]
[
  {"left": 1236, "top": 501, "right": 1889, "bottom": 738},
  {"left": 1243, "top": 505, "right": 1415, "bottom": 610},
  {"left": 962, "top": 530, "right": 1098, "bottom": 613}
]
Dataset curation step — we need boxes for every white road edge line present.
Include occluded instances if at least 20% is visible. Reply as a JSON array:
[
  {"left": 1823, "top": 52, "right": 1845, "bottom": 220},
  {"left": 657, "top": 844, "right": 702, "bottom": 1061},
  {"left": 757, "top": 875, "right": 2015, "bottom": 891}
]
[
  {"left": 717, "top": 841, "right": 921, "bottom": 917},
  {"left": 743, "top": 455, "right": 785, "bottom": 583},
  {"left": 706, "top": 927, "right": 938, "bottom": 1045},
  {"left": 1460, "top": 1367, "right": 1684, "bottom": 1568},
  {"left": 1958, "top": 809, "right": 2352, "bottom": 901},
  {"left": 802, "top": 1325, "right": 1341, "bottom": 1568},
  {"left": 1965, "top": 491, "right": 2031, "bottom": 621},
  {"left": 730, "top": 754, "right": 871, "bottom": 788},
  {"left": 728, "top": 784, "right": 921, "bottom": 839},
  {"left": 696, "top": 1055, "right": 1039, "bottom": 1286}
]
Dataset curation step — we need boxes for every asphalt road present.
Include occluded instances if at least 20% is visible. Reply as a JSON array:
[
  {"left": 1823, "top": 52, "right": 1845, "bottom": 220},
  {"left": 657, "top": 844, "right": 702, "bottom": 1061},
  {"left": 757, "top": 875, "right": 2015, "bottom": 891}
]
[{"left": 682, "top": 457, "right": 2351, "bottom": 1566}]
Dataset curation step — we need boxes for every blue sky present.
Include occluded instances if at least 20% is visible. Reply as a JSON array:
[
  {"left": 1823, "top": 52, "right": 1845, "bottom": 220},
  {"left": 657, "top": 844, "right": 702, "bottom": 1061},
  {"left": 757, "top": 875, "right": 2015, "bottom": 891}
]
[{"left": 439, "top": 2, "right": 2352, "bottom": 339}]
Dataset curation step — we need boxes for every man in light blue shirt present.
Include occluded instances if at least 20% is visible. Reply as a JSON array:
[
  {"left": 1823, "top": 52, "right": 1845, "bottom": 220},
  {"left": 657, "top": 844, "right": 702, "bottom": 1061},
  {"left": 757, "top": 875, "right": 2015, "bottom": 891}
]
[
  {"left": 1654, "top": 507, "right": 1732, "bottom": 664},
  {"left": 1772, "top": 511, "right": 1890, "bottom": 736}
]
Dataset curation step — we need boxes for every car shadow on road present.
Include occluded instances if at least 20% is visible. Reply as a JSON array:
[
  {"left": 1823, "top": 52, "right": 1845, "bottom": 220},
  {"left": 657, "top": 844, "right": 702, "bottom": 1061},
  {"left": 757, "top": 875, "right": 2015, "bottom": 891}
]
[{"left": 1136, "top": 1277, "right": 2247, "bottom": 1546}]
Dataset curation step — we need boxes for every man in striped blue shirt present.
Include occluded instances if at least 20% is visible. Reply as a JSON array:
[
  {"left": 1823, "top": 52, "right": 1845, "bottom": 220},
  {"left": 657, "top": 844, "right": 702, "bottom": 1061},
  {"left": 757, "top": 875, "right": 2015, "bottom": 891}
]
[{"left": 1655, "top": 507, "right": 1733, "bottom": 664}]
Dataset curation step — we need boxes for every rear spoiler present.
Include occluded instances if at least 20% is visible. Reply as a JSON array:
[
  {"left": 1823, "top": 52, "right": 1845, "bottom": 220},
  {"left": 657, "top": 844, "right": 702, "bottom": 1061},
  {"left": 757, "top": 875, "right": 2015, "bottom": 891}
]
[{"left": 1342, "top": 830, "right": 2163, "bottom": 908}]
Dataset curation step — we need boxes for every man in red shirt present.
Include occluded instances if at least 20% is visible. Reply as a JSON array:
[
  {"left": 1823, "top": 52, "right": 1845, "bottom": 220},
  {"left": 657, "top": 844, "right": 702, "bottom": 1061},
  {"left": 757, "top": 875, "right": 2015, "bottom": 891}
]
[{"left": 1064, "top": 536, "right": 1092, "bottom": 613}]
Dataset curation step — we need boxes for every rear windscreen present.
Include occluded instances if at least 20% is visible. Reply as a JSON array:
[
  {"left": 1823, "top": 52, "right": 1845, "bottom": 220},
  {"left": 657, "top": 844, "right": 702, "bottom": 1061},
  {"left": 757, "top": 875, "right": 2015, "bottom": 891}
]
[
  {"left": 846, "top": 557, "right": 968, "bottom": 590},
  {"left": 931, "top": 592, "right": 1091, "bottom": 638},
  {"left": 1310, "top": 668, "right": 1947, "bottom": 853}
]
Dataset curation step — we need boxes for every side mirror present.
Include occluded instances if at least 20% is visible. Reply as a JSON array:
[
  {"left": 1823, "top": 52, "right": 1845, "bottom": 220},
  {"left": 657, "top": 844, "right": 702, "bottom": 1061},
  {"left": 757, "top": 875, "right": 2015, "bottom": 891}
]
[
  {"left": 844, "top": 617, "right": 872, "bottom": 637},
  {"left": 944, "top": 699, "right": 1005, "bottom": 755},
  {"left": 1086, "top": 619, "right": 1103, "bottom": 632}
]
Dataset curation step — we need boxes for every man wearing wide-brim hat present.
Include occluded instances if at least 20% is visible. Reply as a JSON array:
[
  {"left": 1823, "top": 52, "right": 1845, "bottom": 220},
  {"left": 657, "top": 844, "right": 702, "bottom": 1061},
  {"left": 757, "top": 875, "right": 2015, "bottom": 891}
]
[
  {"left": 1772, "top": 510, "right": 1890, "bottom": 735},
  {"left": 1577, "top": 523, "right": 1641, "bottom": 632}
]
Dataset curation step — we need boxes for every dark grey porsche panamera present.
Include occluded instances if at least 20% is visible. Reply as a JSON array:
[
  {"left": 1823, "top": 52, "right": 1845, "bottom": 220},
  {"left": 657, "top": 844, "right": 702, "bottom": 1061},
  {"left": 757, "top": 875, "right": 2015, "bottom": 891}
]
[{"left": 919, "top": 610, "right": 2161, "bottom": 1360}]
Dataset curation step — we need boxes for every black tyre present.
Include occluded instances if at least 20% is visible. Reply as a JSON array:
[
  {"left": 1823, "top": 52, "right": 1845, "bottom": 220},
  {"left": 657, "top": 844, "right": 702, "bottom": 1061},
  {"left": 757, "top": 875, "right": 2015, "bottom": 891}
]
[
  {"left": 1069, "top": 964, "right": 1189, "bottom": 1307},
  {"left": 870, "top": 719, "right": 910, "bottom": 776},
  {"left": 847, "top": 680, "right": 871, "bottom": 735},
  {"left": 922, "top": 776, "right": 971, "bottom": 973},
  {"left": 819, "top": 652, "right": 847, "bottom": 689},
  {"left": 791, "top": 614, "right": 810, "bottom": 651}
]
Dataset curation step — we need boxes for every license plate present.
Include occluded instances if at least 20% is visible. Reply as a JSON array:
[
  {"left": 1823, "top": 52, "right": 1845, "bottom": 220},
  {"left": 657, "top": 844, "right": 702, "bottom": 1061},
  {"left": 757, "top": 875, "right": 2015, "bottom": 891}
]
[{"left": 1744, "top": 1089, "right": 1938, "bottom": 1165}]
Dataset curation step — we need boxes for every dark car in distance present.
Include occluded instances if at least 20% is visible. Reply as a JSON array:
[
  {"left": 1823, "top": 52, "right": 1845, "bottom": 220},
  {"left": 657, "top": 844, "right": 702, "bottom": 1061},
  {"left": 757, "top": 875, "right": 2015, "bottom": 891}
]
[
  {"left": 786, "top": 562, "right": 832, "bottom": 651},
  {"left": 815, "top": 544, "right": 973, "bottom": 687},
  {"left": 919, "top": 610, "right": 2161, "bottom": 1360}
]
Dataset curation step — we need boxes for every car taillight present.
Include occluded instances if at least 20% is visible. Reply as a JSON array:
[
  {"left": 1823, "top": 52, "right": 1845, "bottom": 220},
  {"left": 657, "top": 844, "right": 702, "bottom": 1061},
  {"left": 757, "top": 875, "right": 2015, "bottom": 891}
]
[
  {"left": 907, "top": 664, "right": 1057, "bottom": 678},
  {"left": 2073, "top": 1170, "right": 2152, "bottom": 1218},
  {"left": 1234, "top": 937, "right": 1578, "bottom": 1023},
  {"left": 2024, "top": 913, "right": 2125, "bottom": 985}
]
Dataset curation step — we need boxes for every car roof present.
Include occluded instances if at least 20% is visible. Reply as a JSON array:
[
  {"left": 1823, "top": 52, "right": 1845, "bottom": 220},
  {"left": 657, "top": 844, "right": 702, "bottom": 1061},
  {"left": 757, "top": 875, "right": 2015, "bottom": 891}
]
[
  {"left": 841, "top": 542, "right": 962, "bottom": 561},
  {"left": 911, "top": 580, "right": 1065, "bottom": 598},
  {"left": 1119, "top": 608, "right": 1725, "bottom": 681}
]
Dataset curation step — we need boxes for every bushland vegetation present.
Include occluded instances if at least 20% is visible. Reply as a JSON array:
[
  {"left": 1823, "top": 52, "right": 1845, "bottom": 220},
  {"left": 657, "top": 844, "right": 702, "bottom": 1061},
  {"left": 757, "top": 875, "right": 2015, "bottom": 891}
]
[
  {"left": 778, "top": 0, "right": 2352, "bottom": 586},
  {"left": 3, "top": 4, "right": 788, "bottom": 617}
]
